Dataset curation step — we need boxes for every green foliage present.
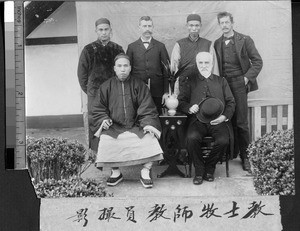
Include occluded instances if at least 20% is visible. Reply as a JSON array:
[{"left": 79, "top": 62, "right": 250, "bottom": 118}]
[
  {"left": 26, "top": 136, "right": 86, "bottom": 181},
  {"left": 248, "top": 129, "right": 294, "bottom": 195},
  {"left": 34, "top": 177, "right": 108, "bottom": 198}
]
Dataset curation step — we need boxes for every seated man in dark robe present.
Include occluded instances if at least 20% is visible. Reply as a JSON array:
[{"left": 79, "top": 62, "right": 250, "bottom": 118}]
[
  {"left": 178, "top": 52, "right": 235, "bottom": 185},
  {"left": 92, "top": 53, "right": 163, "bottom": 188}
]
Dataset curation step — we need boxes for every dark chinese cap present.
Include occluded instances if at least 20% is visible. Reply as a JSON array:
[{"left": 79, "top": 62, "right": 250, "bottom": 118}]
[
  {"left": 187, "top": 14, "right": 201, "bottom": 23},
  {"left": 95, "top": 18, "right": 111, "bottom": 27},
  {"left": 114, "top": 53, "right": 131, "bottom": 63},
  {"left": 196, "top": 97, "right": 224, "bottom": 123}
]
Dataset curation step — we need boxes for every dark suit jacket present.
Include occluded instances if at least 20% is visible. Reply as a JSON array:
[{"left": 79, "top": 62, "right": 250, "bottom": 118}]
[
  {"left": 126, "top": 38, "right": 170, "bottom": 97},
  {"left": 214, "top": 31, "right": 263, "bottom": 92}
]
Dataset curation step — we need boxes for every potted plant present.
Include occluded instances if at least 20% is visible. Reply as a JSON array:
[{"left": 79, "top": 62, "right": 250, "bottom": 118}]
[{"left": 161, "top": 60, "right": 187, "bottom": 115}]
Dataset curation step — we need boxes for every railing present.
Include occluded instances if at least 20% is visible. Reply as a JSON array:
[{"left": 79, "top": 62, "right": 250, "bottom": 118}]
[{"left": 248, "top": 104, "right": 293, "bottom": 141}]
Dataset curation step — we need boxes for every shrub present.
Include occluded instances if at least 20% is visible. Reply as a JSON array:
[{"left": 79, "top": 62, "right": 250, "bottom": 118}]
[
  {"left": 26, "top": 136, "right": 87, "bottom": 182},
  {"left": 27, "top": 136, "right": 107, "bottom": 198},
  {"left": 34, "top": 176, "right": 109, "bottom": 198},
  {"left": 248, "top": 129, "right": 294, "bottom": 195}
]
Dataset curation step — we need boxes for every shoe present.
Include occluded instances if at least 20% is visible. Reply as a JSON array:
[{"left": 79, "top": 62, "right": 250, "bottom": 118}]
[
  {"left": 242, "top": 158, "right": 251, "bottom": 172},
  {"left": 140, "top": 177, "right": 153, "bottom": 188},
  {"left": 203, "top": 173, "right": 214, "bottom": 182},
  {"left": 107, "top": 173, "right": 123, "bottom": 186},
  {"left": 193, "top": 176, "right": 203, "bottom": 185}
]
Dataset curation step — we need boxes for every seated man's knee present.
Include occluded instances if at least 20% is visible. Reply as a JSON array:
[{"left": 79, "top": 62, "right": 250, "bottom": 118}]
[
  {"left": 214, "top": 136, "right": 229, "bottom": 147},
  {"left": 186, "top": 131, "right": 202, "bottom": 148},
  {"left": 186, "top": 131, "right": 201, "bottom": 142}
]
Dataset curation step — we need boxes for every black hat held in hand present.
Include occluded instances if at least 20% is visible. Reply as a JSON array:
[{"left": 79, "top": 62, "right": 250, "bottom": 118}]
[{"left": 196, "top": 97, "right": 224, "bottom": 123}]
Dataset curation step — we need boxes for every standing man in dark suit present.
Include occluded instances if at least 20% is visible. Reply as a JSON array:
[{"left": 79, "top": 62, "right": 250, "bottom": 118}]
[
  {"left": 214, "top": 11, "right": 263, "bottom": 171},
  {"left": 126, "top": 16, "right": 170, "bottom": 114},
  {"left": 77, "top": 18, "right": 124, "bottom": 152}
]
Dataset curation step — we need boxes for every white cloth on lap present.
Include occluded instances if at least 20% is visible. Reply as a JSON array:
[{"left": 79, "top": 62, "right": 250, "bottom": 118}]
[{"left": 95, "top": 131, "right": 163, "bottom": 168}]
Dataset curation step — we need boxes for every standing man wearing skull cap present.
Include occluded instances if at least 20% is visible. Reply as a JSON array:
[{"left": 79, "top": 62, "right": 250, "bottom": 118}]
[
  {"left": 214, "top": 12, "right": 263, "bottom": 172},
  {"left": 177, "top": 52, "right": 235, "bottom": 185},
  {"left": 171, "top": 13, "right": 219, "bottom": 95},
  {"left": 77, "top": 18, "right": 124, "bottom": 152}
]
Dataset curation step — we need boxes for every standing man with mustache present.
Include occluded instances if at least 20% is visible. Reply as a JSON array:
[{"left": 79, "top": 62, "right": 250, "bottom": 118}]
[
  {"left": 214, "top": 12, "right": 263, "bottom": 172},
  {"left": 78, "top": 18, "right": 124, "bottom": 152},
  {"left": 126, "top": 16, "right": 170, "bottom": 114}
]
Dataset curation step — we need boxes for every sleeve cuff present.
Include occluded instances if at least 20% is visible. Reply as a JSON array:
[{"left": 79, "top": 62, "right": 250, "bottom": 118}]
[{"left": 143, "top": 125, "right": 161, "bottom": 139}]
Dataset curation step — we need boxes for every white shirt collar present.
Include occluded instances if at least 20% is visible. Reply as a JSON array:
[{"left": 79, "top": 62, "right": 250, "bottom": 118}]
[{"left": 141, "top": 37, "right": 152, "bottom": 43}]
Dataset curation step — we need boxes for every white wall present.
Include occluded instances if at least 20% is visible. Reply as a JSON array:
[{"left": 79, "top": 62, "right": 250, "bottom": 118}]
[
  {"left": 25, "top": 1, "right": 81, "bottom": 116},
  {"left": 25, "top": 2, "right": 82, "bottom": 116},
  {"left": 25, "top": 44, "right": 81, "bottom": 116}
]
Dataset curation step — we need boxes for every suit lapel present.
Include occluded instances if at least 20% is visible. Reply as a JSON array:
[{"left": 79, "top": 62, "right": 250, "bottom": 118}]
[
  {"left": 147, "top": 39, "right": 155, "bottom": 51},
  {"left": 137, "top": 39, "right": 147, "bottom": 51},
  {"left": 234, "top": 32, "right": 244, "bottom": 58},
  {"left": 215, "top": 37, "right": 222, "bottom": 55}
]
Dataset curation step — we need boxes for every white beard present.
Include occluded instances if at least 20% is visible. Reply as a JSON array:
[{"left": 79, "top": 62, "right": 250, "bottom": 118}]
[{"left": 200, "top": 70, "right": 211, "bottom": 78}]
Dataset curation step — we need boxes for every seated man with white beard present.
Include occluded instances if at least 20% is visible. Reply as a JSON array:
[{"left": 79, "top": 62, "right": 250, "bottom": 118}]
[
  {"left": 177, "top": 52, "right": 235, "bottom": 185},
  {"left": 92, "top": 53, "right": 163, "bottom": 189}
]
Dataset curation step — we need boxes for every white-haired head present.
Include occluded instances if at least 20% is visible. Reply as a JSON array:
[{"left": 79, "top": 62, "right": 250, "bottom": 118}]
[{"left": 196, "top": 52, "right": 213, "bottom": 78}]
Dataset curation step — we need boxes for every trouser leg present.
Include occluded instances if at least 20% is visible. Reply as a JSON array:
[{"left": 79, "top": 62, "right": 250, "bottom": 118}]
[
  {"left": 186, "top": 121, "right": 207, "bottom": 176},
  {"left": 233, "top": 91, "right": 250, "bottom": 160},
  {"left": 205, "top": 123, "right": 229, "bottom": 174},
  {"left": 227, "top": 76, "right": 250, "bottom": 161}
]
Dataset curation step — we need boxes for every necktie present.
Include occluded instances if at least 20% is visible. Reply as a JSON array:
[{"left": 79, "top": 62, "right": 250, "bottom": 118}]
[
  {"left": 143, "top": 41, "right": 150, "bottom": 49},
  {"left": 224, "top": 36, "right": 234, "bottom": 45}
]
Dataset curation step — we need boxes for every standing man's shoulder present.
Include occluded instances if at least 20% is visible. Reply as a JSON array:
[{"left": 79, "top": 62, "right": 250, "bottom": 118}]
[
  {"left": 128, "top": 39, "right": 140, "bottom": 47},
  {"left": 234, "top": 31, "right": 253, "bottom": 42},
  {"left": 108, "top": 41, "right": 123, "bottom": 50},
  {"left": 200, "top": 37, "right": 212, "bottom": 43},
  {"left": 214, "top": 35, "right": 223, "bottom": 44},
  {"left": 82, "top": 40, "right": 98, "bottom": 52},
  {"left": 177, "top": 37, "right": 188, "bottom": 44},
  {"left": 126, "top": 39, "right": 141, "bottom": 54},
  {"left": 152, "top": 38, "right": 166, "bottom": 46}
]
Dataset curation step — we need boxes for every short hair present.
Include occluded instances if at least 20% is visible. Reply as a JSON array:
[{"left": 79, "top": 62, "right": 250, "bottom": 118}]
[
  {"left": 217, "top": 11, "right": 234, "bottom": 24},
  {"left": 139, "top": 16, "right": 153, "bottom": 24},
  {"left": 114, "top": 53, "right": 130, "bottom": 64}
]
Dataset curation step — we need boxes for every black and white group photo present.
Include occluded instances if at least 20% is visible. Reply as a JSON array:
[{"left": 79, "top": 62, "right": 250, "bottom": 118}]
[{"left": 23, "top": 1, "right": 294, "bottom": 199}]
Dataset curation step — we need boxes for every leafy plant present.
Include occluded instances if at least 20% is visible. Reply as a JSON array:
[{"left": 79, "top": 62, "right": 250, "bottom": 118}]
[
  {"left": 34, "top": 176, "right": 109, "bottom": 198},
  {"left": 248, "top": 129, "right": 294, "bottom": 195},
  {"left": 161, "top": 60, "right": 188, "bottom": 95},
  {"left": 26, "top": 136, "right": 87, "bottom": 182},
  {"left": 26, "top": 136, "right": 108, "bottom": 198}
]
